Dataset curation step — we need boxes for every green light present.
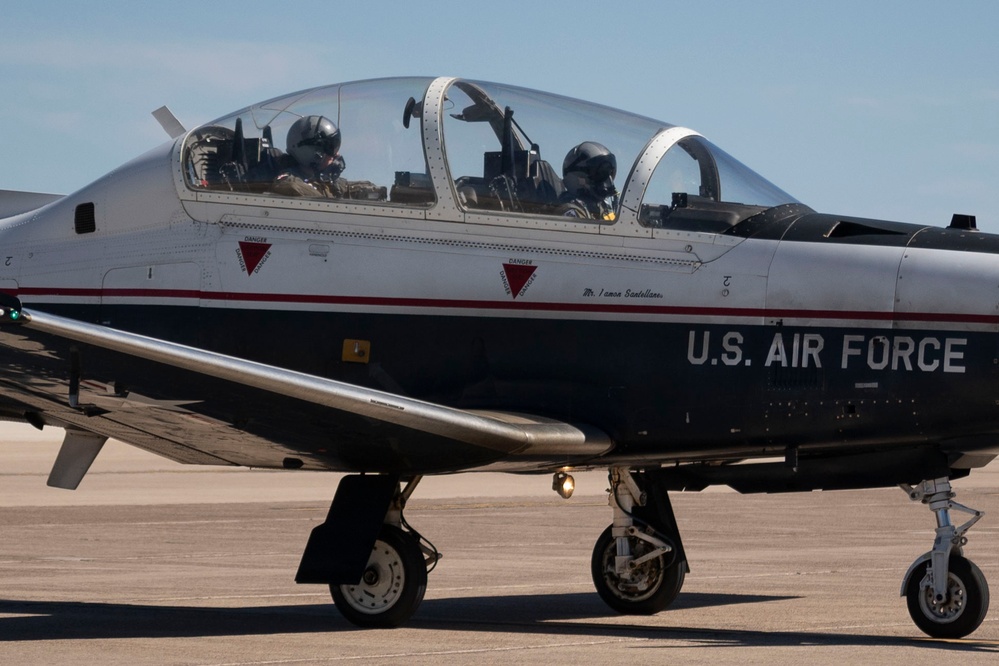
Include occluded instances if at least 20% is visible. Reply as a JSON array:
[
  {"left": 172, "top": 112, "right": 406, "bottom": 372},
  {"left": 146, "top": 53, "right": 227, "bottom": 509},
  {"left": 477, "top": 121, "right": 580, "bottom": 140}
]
[
  {"left": 0, "top": 296, "right": 26, "bottom": 324},
  {"left": 0, "top": 307, "right": 22, "bottom": 322}
]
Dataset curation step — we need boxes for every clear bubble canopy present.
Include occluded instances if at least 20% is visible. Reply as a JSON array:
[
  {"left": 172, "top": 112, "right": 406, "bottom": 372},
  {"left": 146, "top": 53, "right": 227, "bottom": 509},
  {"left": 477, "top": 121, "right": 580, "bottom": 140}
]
[{"left": 183, "top": 77, "right": 799, "bottom": 230}]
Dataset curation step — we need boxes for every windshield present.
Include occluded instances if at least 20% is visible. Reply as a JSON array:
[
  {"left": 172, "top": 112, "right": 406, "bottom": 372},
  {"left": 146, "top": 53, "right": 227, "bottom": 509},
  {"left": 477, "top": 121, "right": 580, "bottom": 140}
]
[{"left": 639, "top": 135, "right": 799, "bottom": 231}]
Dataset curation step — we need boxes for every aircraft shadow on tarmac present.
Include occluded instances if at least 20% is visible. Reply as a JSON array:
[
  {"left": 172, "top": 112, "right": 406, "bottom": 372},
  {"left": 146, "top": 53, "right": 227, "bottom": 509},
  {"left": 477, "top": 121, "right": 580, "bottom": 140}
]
[{"left": 0, "top": 593, "right": 996, "bottom": 652}]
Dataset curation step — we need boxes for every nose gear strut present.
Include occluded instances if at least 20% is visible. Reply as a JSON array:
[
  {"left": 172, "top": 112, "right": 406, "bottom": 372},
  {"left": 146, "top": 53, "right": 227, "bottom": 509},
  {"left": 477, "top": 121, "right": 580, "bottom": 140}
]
[{"left": 899, "top": 477, "right": 989, "bottom": 638}]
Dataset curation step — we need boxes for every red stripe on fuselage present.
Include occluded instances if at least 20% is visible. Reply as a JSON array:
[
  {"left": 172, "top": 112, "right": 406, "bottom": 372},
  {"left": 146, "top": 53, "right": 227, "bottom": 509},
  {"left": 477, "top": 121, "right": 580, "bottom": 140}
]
[{"left": 11, "top": 287, "right": 999, "bottom": 326}]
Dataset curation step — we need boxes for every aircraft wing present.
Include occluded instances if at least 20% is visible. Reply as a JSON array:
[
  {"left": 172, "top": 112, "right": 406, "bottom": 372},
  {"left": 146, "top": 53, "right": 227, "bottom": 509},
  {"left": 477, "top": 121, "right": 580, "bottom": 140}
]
[{"left": 0, "top": 303, "right": 612, "bottom": 481}]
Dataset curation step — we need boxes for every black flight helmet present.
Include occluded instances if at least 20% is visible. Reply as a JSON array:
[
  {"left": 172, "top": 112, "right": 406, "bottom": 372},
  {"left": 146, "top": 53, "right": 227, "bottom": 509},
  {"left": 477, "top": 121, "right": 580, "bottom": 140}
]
[
  {"left": 287, "top": 115, "right": 342, "bottom": 170},
  {"left": 562, "top": 141, "right": 617, "bottom": 199}
]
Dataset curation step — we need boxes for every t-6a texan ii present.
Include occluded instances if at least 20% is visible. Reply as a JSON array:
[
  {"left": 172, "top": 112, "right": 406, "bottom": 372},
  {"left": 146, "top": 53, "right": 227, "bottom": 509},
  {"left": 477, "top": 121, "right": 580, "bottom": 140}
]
[{"left": 0, "top": 76, "right": 994, "bottom": 637}]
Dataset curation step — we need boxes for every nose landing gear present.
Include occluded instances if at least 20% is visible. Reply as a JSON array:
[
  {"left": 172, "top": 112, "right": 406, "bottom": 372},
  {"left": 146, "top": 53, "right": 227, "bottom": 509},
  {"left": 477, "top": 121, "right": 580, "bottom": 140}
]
[{"left": 900, "top": 477, "right": 990, "bottom": 638}]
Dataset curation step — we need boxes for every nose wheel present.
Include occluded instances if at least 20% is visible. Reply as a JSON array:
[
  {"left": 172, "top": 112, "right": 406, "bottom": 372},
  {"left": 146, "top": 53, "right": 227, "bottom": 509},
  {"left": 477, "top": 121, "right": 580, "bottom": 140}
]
[
  {"left": 905, "top": 555, "right": 989, "bottom": 639},
  {"left": 900, "top": 477, "right": 990, "bottom": 638}
]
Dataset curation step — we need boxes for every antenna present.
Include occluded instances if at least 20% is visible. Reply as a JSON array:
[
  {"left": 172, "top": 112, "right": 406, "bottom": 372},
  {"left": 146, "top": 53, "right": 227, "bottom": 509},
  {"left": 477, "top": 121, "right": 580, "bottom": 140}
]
[{"left": 152, "top": 106, "right": 187, "bottom": 139}]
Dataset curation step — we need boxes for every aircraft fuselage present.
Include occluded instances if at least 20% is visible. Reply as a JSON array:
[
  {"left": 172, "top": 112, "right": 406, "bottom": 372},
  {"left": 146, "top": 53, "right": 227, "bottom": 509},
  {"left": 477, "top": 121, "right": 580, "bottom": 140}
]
[{"left": 2, "top": 134, "right": 998, "bottom": 474}]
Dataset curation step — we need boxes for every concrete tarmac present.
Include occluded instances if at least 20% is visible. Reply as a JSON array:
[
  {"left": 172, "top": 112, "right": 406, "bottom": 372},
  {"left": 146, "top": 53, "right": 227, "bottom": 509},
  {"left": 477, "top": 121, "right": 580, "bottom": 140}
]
[{"left": 2, "top": 423, "right": 999, "bottom": 664}]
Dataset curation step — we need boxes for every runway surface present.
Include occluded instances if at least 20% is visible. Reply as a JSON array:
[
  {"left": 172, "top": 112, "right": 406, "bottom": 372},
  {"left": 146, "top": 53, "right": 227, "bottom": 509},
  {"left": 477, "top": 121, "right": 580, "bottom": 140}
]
[{"left": 2, "top": 423, "right": 998, "bottom": 664}]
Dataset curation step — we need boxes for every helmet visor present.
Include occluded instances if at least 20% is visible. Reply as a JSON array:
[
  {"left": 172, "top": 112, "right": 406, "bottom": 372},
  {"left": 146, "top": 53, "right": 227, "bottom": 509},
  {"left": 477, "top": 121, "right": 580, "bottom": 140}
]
[{"left": 300, "top": 130, "right": 340, "bottom": 156}]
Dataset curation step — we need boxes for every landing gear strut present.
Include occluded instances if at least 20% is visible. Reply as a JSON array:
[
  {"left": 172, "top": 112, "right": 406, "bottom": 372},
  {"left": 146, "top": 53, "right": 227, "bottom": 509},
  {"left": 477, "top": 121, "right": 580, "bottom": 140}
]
[
  {"left": 591, "top": 467, "right": 687, "bottom": 614},
  {"left": 900, "top": 477, "right": 990, "bottom": 638}
]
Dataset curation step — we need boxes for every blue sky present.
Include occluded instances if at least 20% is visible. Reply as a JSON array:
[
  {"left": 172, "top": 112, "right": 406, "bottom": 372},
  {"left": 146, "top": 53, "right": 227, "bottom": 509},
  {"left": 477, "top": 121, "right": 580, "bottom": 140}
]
[{"left": 2, "top": 1, "right": 997, "bottom": 230}]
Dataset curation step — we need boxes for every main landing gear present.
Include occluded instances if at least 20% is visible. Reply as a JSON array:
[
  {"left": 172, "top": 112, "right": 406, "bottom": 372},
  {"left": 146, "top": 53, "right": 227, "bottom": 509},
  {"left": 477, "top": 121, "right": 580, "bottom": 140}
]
[
  {"left": 330, "top": 522, "right": 431, "bottom": 628},
  {"left": 900, "top": 477, "right": 989, "bottom": 639},
  {"left": 591, "top": 467, "right": 688, "bottom": 614},
  {"left": 296, "top": 475, "right": 439, "bottom": 628}
]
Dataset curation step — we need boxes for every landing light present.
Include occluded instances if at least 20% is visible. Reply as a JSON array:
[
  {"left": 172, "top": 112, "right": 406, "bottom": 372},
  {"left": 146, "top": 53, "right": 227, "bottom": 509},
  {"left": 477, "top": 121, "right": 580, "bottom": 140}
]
[{"left": 552, "top": 471, "right": 575, "bottom": 499}]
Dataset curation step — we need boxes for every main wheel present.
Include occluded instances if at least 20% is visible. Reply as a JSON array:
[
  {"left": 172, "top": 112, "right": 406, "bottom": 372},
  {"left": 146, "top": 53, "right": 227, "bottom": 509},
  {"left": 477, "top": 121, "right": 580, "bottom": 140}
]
[
  {"left": 590, "top": 524, "right": 685, "bottom": 615},
  {"left": 905, "top": 554, "right": 990, "bottom": 639},
  {"left": 330, "top": 524, "right": 427, "bottom": 628}
]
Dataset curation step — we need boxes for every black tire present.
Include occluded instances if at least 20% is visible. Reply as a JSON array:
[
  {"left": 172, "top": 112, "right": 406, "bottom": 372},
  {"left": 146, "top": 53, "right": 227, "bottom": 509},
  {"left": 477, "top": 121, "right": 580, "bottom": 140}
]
[
  {"left": 590, "top": 524, "right": 685, "bottom": 615},
  {"left": 905, "top": 554, "right": 990, "bottom": 639},
  {"left": 330, "top": 524, "right": 427, "bottom": 628}
]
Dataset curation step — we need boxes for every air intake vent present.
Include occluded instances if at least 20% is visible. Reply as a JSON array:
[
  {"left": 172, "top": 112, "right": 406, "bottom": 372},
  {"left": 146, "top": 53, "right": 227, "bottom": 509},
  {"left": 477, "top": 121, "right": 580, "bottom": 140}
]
[
  {"left": 74, "top": 202, "right": 96, "bottom": 234},
  {"left": 824, "top": 220, "right": 906, "bottom": 238}
]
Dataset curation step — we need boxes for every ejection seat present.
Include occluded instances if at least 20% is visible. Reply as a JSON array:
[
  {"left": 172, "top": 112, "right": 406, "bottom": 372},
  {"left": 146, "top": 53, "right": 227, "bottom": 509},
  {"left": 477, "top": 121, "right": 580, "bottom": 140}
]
[{"left": 457, "top": 148, "right": 564, "bottom": 214}]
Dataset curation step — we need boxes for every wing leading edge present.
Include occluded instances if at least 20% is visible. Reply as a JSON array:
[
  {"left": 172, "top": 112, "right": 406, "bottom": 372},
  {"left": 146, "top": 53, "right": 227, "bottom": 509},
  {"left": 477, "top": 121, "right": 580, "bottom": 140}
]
[{"left": 7, "top": 306, "right": 613, "bottom": 471}]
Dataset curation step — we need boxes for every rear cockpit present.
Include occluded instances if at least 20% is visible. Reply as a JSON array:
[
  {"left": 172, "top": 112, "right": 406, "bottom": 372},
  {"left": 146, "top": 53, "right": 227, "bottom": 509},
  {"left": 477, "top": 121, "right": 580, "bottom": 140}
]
[
  {"left": 180, "top": 76, "right": 801, "bottom": 234},
  {"left": 183, "top": 78, "right": 433, "bottom": 207}
]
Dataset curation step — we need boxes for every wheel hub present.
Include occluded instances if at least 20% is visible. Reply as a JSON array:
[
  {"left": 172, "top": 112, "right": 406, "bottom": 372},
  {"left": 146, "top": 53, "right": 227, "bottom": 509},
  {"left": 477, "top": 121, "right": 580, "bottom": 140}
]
[
  {"left": 339, "top": 541, "right": 406, "bottom": 614},
  {"left": 362, "top": 567, "right": 380, "bottom": 586},
  {"left": 919, "top": 574, "right": 967, "bottom": 623},
  {"left": 602, "top": 537, "right": 663, "bottom": 601}
]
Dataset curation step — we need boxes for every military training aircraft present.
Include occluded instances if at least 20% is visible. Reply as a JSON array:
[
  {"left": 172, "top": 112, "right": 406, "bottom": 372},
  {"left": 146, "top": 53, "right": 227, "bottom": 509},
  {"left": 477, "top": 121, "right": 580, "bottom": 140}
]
[{"left": 0, "top": 76, "right": 995, "bottom": 637}]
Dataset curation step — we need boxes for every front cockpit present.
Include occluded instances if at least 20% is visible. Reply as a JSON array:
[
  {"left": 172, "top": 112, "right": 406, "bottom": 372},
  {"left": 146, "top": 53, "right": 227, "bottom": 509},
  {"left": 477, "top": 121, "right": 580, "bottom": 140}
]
[{"left": 181, "top": 76, "right": 800, "bottom": 234}]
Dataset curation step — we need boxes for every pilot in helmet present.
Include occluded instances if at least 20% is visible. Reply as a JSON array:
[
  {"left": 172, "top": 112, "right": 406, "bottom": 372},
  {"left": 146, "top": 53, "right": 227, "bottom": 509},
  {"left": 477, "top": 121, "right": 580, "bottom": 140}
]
[
  {"left": 274, "top": 115, "right": 346, "bottom": 197},
  {"left": 558, "top": 141, "right": 618, "bottom": 221}
]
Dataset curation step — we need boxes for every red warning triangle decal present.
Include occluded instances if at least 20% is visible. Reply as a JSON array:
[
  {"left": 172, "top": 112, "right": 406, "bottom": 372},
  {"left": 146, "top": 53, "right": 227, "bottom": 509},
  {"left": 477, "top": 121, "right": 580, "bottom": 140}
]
[
  {"left": 238, "top": 241, "right": 271, "bottom": 275},
  {"left": 502, "top": 264, "right": 537, "bottom": 299}
]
